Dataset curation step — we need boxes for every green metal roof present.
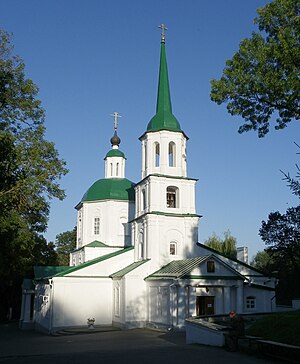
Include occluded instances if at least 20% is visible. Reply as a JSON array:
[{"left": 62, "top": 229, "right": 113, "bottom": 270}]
[
  {"left": 85, "top": 241, "right": 109, "bottom": 248},
  {"left": 54, "top": 247, "right": 134, "bottom": 277},
  {"left": 110, "top": 260, "right": 150, "bottom": 279},
  {"left": 81, "top": 178, "right": 135, "bottom": 202},
  {"left": 34, "top": 266, "right": 70, "bottom": 279},
  {"left": 146, "top": 257, "right": 207, "bottom": 280},
  {"left": 145, "top": 255, "right": 247, "bottom": 281},
  {"left": 105, "top": 149, "right": 125, "bottom": 158},
  {"left": 147, "top": 42, "right": 182, "bottom": 133}
]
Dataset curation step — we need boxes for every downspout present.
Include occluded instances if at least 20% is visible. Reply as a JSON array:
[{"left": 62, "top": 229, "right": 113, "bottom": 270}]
[{"left": 49, "top": 279, "right": 54, "bottom": 334}]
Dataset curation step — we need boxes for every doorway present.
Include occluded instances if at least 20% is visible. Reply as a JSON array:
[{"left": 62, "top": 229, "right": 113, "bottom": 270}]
[{"left": 196, "top": 296, "right": 215, "bottom": 316}]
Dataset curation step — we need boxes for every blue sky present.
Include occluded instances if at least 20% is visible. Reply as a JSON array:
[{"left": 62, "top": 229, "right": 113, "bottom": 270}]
[{"left": 1, "top": 0, "right": 298, "bottom": 259}]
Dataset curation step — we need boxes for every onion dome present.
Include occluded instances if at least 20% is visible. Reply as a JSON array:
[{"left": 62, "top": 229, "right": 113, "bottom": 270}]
[{"left": 110, "top": 131, "right": 121, "bottom": 147}]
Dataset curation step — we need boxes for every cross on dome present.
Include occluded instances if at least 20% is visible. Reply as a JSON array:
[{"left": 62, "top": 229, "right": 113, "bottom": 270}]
[
  {"left": 158, "top": 23, "right": 168, "bottom": 43},
  {"left": 111, "top": 111, "right": 122, "bottom": 131}
]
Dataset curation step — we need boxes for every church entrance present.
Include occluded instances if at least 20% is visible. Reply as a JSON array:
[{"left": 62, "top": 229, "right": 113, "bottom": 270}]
[{"left": 196, "top": 296, "right": 215, "bottom": 316}]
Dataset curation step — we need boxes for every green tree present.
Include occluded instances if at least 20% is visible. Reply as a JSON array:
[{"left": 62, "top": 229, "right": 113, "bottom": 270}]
[
  {"left": 259, "top": 206, "right": 300, "bottom": 303},
  {"left": 210, "top": 0, "right": 300, "bottom": 137},
  {"left": 204, "top": 233, "right": 223, "bottom": 252},
  {"left": 250, "top": 250, "right": 274, "bottom": 274},
  {"left": 281, "top": 143, "right": 300, "bottom": 198},
  {"left": 204, "top": 230, "right": 237, "bottom": 259},
  {"left": 0, "top": 29, "right": 68, "bottom": 320},
  {"left": 55, "top": 227, "right": 77, "bottom": 266}
]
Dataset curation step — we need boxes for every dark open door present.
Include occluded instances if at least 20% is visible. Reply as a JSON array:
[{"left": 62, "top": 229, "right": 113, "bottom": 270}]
[{"left": 196, "top": 296, "right": 215, "bottom": 315}]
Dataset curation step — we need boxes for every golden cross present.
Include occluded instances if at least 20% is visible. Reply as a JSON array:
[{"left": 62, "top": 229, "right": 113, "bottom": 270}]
[
  {"left": 158, "top": 23, "right": 168, "bottom": 43},
  {"left": 111, "top": 111, "right": 122, "bottom": 131}
]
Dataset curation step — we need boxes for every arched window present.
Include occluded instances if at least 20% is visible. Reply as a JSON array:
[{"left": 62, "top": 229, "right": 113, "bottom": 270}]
[
  {"left": 138, "top": 228, "right": 144, "bottom": 259},
  {"left": 168, "top": 142, "right": 176, "bottom": 167},
  {"left": 166, "top": 186, "right": 179, "bottom": 208},
  {"left": 116, "top": 162, "right": 119, "bottom": 176},
  {"left": 169, "top": 242, "right": 177, "bottom": 255},
  {"left": 141, "top": 189, "right": 146, "bottom": 211},
  {"left": 144, "top": 143, "right": 147, "bottom": 169},
  {"left": 246, "top": 296, "right": 256, "bottom": 310},
  {"left": 155, "top": 142, "right": 160, "bottom": 167},
  {"left": 110, "top": 163, "right": 113, "bottom": 176}
]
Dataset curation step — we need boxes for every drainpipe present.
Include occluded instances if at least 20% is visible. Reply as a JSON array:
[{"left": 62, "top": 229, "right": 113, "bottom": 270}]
[{"left": 49, "top": 279, "right": 54, "bottom": 333}]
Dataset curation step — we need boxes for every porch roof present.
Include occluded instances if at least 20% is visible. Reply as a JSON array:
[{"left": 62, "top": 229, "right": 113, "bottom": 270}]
[
  {"left": 110, "top": 259, "right": 150, "bottom": 279},
  {"left": 145, "top": 256, "right": 207, "bottom": 280}
]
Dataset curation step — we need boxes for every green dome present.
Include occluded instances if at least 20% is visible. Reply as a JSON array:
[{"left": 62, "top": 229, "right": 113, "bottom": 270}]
[
  {"left": 105, "top": 149, "right": 125, "bottom": 158},
  {"left": 82, "top": 178, "right": 135, "bottom": 202},
  {"left": 147, "top": 112, "right": 181, "bottom": 132}
]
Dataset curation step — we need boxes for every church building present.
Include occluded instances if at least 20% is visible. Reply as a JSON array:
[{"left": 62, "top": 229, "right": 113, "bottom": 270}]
[{"left": 20, "top": 28, "right": 276, "bottom": 333}]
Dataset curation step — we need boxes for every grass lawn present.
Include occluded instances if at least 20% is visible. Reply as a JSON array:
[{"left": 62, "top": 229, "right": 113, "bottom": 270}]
[{"left": 246, "top": 310, "right": 300, "bottom": 346}]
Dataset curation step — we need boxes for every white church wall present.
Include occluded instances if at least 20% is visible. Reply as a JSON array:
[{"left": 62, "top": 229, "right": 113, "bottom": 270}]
[
  {"left": 148, "top": 282, "right": 171, "bottom": 327},
  {"left": 112, "top": 279, "right": 125, "bottom": 327},
  {"left": 66, "top": 248, "right": 134, "bottom": 277},
  {"left": 51, "top": 277, "right": 112, "bottom": 330},
  {"left": 80, "top": 200, "right": 134, "bottom": 248},
  {"left": 243, "top": 286, "right": 274, "bottom": 313},
  {"left": 84, "top": 247, "right": 123, "bottom": 261},
  {"left": 140, "top": 214, "right": 199, "bottom": 271},
  {"left": 34, "top": 283, "right": 52, "bottom": 333},
  {"left": 190, "top": 259, "right": 240, "bottom": 277},
  {"left": 123, "top": 263, "right": 151, "bottom": 327}
]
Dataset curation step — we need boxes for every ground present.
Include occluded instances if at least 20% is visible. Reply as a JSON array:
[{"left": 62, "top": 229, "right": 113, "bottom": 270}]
[{"left": 0, "top": 323, "right": 277, "bottom": 364}]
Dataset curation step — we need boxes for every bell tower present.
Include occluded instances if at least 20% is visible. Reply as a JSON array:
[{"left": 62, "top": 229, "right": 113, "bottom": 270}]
[{"left": 132, "top": 26, "right": 200, "bottom": 270}]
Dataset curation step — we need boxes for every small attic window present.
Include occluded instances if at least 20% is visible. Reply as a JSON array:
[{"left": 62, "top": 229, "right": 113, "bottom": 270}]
[{"left": 207, "top": 261, "right": 215, "bottom": 273}]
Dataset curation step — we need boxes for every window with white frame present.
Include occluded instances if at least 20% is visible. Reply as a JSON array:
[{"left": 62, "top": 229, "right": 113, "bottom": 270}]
[
  {"left": 94, "top": 217, "right": 100, "bottom": 235},
  {"left": 246, "top": 296, "right": 256, "bottom": 310}
]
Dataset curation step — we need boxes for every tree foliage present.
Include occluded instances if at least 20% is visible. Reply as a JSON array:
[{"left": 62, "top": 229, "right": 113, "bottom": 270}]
[
  {"left": 210, "top": 0, "right": 300, "bottom": 137},
  {"left": 281, "top": 142, "right": 300, "bottom": 198},
  {"left": 0, "top": 29, "right": 68, "bottom": 320},
  {"left": 250, "top": 250, "right": 274, "bottom": 274},
  {"left": 259, "top": 206, "right": 300, "bottom": 303},
  {"left": 55, "top": 227, "right": 77, "bottom": 266},
  {"left": 204, "top": 230, "right": 237, "bottom": 259}
]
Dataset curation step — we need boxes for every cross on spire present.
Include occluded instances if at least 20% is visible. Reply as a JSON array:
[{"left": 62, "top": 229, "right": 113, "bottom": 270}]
[
  {"left": 158, "top": 23, "right": 168, "bottom": 43},
  {"left": 111, "top": 111, "right": 122, "bottom": 131}
]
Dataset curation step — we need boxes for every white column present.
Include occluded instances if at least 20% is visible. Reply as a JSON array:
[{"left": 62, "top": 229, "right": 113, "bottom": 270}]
[
  {"left": 236, "top": 283, "right": 244, "bottom": 313},
  {"left": 223, "top": 286, "right": 231, "bottom": 314}
]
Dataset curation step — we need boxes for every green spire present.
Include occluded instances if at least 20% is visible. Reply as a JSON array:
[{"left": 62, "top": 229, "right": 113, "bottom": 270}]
[{"left": 147, "top": 39, "right": 182, "bottom": 132}]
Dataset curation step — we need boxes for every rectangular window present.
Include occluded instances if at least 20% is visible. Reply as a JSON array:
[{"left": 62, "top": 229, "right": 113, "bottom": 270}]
[
  {"left": 170, "top": 243, "right": 176, "bottom": 255},
  {"left": 94, "top": 217, "right": 100, "bottom": 235},
  {"left": 246, "top": 296, "right": 256, "bottom": 310},
  {"left": 207, "top": 261, "right": 215, "bottom": 273}
]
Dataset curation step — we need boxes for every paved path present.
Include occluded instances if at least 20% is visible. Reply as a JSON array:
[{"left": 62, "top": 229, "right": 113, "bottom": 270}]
[{"left": 0, "top": 323, "right": 278, "bottom": 364}]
